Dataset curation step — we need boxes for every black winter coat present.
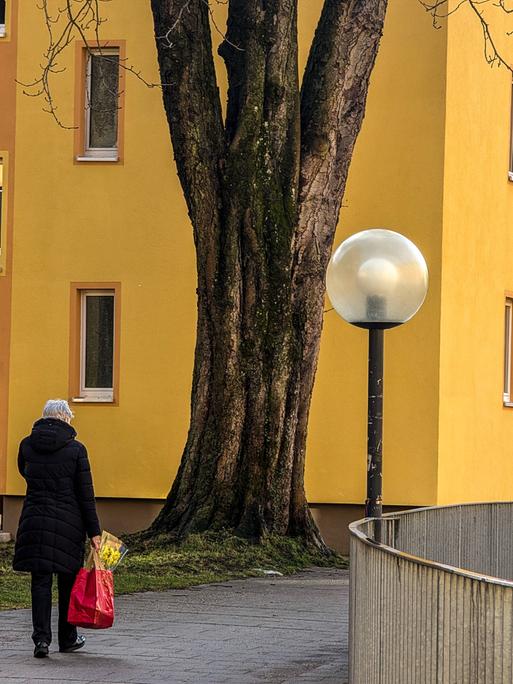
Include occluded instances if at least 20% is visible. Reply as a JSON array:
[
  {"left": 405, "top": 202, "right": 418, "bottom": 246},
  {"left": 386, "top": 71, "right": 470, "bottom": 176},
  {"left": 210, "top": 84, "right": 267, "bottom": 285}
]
[{"left": 12, "top": 418, "right": 101, "bottom": 574}]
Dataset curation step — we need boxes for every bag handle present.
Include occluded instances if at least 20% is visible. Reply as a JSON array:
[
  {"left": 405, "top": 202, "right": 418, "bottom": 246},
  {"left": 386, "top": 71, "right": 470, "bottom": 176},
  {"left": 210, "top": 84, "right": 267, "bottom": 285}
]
[{"left": 85, "top": 546, "right": 106, "bottom": 571}]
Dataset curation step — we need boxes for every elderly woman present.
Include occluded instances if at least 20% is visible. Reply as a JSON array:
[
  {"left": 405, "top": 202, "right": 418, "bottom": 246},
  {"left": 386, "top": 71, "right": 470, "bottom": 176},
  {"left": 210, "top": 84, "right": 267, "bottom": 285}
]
[{"left": 12, "top": 399, "right": 102, "bottom": 658}]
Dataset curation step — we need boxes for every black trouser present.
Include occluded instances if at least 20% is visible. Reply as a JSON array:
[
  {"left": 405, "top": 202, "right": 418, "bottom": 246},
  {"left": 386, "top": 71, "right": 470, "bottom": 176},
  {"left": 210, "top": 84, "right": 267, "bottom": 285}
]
[{"left": 31, "top": 572, "right": 78, "bottom": 647}]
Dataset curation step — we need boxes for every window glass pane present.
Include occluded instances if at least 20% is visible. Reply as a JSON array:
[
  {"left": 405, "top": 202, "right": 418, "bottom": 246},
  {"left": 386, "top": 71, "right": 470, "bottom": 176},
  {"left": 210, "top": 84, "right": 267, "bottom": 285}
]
[
  {"left": 510, "top": 82, "right": 513, "bottom": 173},
  {"left": 0, "top": 158, "right": 3, "bottom": 249},
  {"left": 505, "top": 303, "right": 512, "bottom": 398},
  {"left": 85, "top": 295, "right": 114, "bottom": 388},
  {"left": 89, "top": 53, "right": 119, "bottom": 149},
  {"left": 0, "top": 1, "right": 5, "bottom": 24}
]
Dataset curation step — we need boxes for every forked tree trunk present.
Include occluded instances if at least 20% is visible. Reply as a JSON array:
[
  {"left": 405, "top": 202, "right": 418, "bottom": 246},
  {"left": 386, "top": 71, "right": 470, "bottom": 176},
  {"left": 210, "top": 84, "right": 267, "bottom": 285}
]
[{"left": 148, "top": 0, "right": 387, "bottom": 546}]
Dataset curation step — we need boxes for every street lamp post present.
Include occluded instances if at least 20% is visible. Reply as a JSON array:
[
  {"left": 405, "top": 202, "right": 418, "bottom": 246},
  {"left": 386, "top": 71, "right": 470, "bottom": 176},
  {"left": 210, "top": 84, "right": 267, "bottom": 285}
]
[{"left": 326, "top": 229, "right": 428, "bottom": 543}]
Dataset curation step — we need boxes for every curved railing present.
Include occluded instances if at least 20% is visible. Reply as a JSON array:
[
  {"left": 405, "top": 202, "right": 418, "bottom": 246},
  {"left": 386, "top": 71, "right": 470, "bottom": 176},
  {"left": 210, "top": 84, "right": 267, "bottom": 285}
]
[{"left": 349, "top": 503, "right": 513, "bottom": 684}]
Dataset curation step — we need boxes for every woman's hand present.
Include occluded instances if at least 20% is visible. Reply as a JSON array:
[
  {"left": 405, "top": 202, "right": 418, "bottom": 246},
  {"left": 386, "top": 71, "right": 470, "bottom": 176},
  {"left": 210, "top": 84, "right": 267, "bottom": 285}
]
[{"left": 90, "top": 535, "right": 101, "bottom": 551}]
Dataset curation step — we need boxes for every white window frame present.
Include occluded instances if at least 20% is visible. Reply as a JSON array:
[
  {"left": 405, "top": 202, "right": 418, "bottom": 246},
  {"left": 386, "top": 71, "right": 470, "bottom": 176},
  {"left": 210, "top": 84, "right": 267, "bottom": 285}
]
[
  {"left": 504, "top": 299, "right": 513, "bottom": 404},
  {"left": 0, "top": 0, "right": 5, "bottom": 37},
  {"left": 83, "top": 49, "right": 119, "bottom": 160},
  {"left": 0, "top": 154, "right": 6, "bottom": 273},
  {"left": 79, "top": 290, "right": 115, "bottom": 402},
  {"left": 0, "top": 184, "right": 3, "bottom": 258},
  {"left": 0, "top": 156, "right": 3, "bottom": 257},
  {"left": 509, "top": 81, "right": 513, "bottom": 181}
]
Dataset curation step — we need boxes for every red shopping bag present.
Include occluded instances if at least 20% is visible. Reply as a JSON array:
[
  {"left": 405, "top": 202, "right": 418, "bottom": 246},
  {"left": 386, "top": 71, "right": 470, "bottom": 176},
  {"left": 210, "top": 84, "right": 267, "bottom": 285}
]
[{"left": 68, "top": 549, "right": 114, "bottom": 629}]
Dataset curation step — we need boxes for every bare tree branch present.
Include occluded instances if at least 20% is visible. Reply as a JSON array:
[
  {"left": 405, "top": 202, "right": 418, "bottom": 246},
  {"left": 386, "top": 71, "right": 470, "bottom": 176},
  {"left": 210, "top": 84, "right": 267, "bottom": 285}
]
[
  {"left": 298, "top": 0, "right": 388, "bottom": 263},
  {"left": 157, "top": 0, "right": 239, "bottom": 51},
  {"left": 421, "top": 0, "right": 513, "bottom": 70},
  {"left": 286, "top": 0, "right": 388, "bottom": 531},
  {"left": 150, "top": 0, "right": 225, "bottom": 227},
  {"left": 18, "top": 0, "right": 163, "bottom": 128}
]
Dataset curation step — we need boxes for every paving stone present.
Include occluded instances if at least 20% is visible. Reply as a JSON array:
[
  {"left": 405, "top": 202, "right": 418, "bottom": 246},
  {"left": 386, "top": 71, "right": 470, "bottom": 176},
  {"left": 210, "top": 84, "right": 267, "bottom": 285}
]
[{"left": 0, "top": 567, "right": 348, "bottom": 683}]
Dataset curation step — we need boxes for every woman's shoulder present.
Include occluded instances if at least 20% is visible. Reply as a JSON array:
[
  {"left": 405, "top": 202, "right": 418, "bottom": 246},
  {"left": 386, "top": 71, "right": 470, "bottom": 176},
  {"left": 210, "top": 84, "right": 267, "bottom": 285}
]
[
  {"left": 19, "top": 435, "right": 31, "bottom": 449},
  {"left": 72, "top": 439, "right": 88, "bottom": 456},
  {"left": 55, "top": 436, "right": 87, "bottom": 460}
]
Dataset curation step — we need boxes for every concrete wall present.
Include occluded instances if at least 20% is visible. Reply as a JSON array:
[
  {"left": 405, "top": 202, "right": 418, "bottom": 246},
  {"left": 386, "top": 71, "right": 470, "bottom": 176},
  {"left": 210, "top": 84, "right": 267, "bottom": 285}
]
[{"left": 2, "top": 495, "right": 413, "bottom": 555}]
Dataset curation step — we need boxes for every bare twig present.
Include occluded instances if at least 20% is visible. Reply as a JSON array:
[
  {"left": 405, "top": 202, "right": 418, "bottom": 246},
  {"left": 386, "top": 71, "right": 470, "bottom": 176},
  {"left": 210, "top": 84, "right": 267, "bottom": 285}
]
[
  {"left": 19, "top": 0, "right": 167, "bottom": 128},
  {"left": 22, "top": 0, "right": 241, "bottom": 128},
  {"left": 421, "top": 0, "right": 513, "bottom": 70},
  {"left": 157, "top": 0, "right": 241, "bottom": 52}
]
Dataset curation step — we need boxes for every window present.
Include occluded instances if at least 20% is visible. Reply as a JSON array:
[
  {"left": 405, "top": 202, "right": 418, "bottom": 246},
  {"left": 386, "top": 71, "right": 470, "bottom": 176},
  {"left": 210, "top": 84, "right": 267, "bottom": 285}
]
[
  {"left": 504, "top": 297, "right": 513, "bottom": 404},
  {"left": 0, "top": 157, "right": 3, "bottom": 247},
  {"left": 0, "top": 154, "right": 6, "bottom": 274},
  {"left": 75, "top": 46, "right": 124, "bottom": 161},
  {"left": 80, "top": 290, "right": 115, "bottom": 400},
  {"left": 0, "top": 1, "right": 5, "bottom": 37},
  {"left": 69, "top": 284, "right": 121, "bottom": 403},
  {"left": 510, "top": 81, "right": 513, "bottom": 180},
  {"left": 85, "top": 49, "right": 119, "bottom": 158}
]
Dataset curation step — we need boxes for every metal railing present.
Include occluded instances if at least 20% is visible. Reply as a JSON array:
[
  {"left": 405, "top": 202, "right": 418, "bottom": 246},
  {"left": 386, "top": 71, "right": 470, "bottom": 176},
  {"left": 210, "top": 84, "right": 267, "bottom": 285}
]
[{"left": 349, "top": 503, "right": 513, "bottom": 683}]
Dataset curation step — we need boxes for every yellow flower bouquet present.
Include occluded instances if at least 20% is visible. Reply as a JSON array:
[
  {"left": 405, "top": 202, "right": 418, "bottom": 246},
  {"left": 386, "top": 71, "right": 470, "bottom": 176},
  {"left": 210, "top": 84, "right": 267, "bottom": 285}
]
[{"left": 97, "top": 531, "right": 128, "bottom": 571}]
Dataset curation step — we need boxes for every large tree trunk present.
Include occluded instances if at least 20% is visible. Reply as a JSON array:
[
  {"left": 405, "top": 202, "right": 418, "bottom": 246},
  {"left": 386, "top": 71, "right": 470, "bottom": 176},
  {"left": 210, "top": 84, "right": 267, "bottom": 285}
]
[{"left": 148, "top": 0, "right": 387, "bottom": 546}]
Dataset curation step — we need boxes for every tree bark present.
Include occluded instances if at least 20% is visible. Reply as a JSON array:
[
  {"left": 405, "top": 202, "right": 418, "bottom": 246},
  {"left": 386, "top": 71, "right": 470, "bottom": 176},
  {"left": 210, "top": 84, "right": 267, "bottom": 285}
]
[{"left": 148, "top": 0, "right": 388, "bottom": 547}]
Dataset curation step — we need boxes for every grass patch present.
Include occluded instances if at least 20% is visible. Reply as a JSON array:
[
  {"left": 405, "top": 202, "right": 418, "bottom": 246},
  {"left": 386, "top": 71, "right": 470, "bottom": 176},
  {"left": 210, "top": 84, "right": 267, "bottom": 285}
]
[{"left": 0, "top": 531, "right": 347, "bottom": 611}]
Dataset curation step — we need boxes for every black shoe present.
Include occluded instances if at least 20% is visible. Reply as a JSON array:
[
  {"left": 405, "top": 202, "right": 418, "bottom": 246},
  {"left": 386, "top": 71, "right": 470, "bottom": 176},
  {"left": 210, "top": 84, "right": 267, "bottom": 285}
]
[
  {"left": 34, "top": 641, "right": 49, "bottom": 658},
  {"left": 59, "top": 635, "right": 86, "bottom": 653}
]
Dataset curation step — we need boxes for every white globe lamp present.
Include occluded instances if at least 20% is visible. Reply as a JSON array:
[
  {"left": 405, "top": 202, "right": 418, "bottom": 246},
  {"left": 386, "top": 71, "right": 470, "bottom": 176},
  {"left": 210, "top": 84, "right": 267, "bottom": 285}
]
[{"left": 326, "top": 228, "right": 428, "bottom": 541}]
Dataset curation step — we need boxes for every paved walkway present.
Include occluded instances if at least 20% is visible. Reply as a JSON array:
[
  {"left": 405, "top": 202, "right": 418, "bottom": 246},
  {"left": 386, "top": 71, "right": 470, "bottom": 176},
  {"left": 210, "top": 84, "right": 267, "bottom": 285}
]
[{"left": 0, "top": 567, "right": 348, "bottom": 683}]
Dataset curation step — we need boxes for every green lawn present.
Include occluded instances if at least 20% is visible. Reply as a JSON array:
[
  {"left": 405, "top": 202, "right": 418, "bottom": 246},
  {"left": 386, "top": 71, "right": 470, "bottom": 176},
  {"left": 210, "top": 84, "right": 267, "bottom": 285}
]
[{"left": 0, "top": 531, "right": 347, "bottom": 610}]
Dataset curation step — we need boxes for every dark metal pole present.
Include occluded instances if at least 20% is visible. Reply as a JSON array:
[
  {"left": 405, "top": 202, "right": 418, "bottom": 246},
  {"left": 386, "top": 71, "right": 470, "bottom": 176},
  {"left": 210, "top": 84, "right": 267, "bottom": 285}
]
[{"left": 365, "top": 327, "right": 384, "bottom": 543}]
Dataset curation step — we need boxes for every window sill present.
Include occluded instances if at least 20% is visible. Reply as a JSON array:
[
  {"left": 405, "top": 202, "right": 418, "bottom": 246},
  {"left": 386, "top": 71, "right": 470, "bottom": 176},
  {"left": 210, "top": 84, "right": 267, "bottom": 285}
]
[
  {"left": 71, "top": 396, "right": 115, "bottom": 404},
  {"left": 76, "top": 156, "right": 119, "bottom": 163},
  {"left": 503, "top": 401, "right": 513, "bottom": 408},
  {"left": 508, "top": 172, "right": 513, "bottom": 182}
]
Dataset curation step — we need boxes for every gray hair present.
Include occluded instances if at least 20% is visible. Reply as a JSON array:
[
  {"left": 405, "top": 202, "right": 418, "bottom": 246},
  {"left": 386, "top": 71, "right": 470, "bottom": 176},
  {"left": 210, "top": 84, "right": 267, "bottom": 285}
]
[{"left": 42, "top": 399, "right": 74, "bottom": 423}]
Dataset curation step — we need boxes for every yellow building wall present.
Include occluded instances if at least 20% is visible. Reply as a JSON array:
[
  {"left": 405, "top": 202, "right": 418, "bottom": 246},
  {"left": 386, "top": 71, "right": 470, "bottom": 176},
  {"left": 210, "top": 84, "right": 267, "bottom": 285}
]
[
  {"left": 0, "top": 0, "right": 18, "bottom": 495},
  {"left": 6, "top": 0, "right": 445, "bottom": 507},
  {"left": 306, "top": 0, "right": 446, "bottom": 506},
  {"left": 7, "top": 0, "right": 196, "bottom": 498},
  {"left": 437, "top": 4, "right": 513, "bottom": 503}
]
